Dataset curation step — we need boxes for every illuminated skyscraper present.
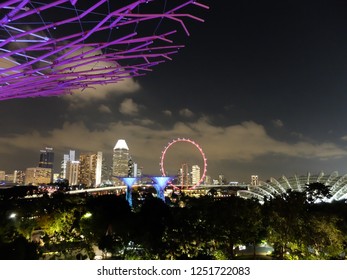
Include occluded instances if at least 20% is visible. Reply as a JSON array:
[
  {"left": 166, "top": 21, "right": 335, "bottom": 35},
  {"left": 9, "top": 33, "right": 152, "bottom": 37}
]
[
  {"left": 69, "top": 150, "right": 75, "bottom": 161},
  {"left": 191, "top": 165, "right": 201, "bottom": 186},
  {"left": 61, "top": 150, "right": 76, "bottom": 179},
  {"left": 95, "top": 151, "right": 103, "bottom": 186},
  {"left": 112, "top": 139, "right": 130, "bottom": 184},
  {"left": 0, "top": 171, "right": 5, "bottom": 181},
  {"left": 66, "top": 161, "right": 80, "bottom": 186},
  {"left": 61, "top": 154, "right": 69, "bottom": 179},
  {"left": 25, "top": 167, "right": 52, "bottom": 185},
  {"left": 219, "top": 174, "right": 226, "bottom": 185},
  {"left": 13, "top": 170, "right": 25, "bottom": 185},
  {"left": 78, "top": 152, "right": 103, "bottom": 187},
  {"left": 39, "top": 147, "right": 54, "bottom": 169},
  {"left": 204, "top": 175, "right": 212, "bottom": 185},
  {"left": 179, "top": 163, "right": 190, "bottom": 188},
  {"left": 38, "top": 147, "right": 54, "bottom": 182}
]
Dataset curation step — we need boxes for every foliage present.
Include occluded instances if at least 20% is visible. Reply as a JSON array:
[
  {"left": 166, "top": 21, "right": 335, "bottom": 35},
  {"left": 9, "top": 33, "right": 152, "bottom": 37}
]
[
  {"left": 0, "top": 188, "right": 346, "bottom": 260},
  {"left": 305, "top": 182, "right": 332, "bottom": 203},
  {"left": 264, "top": 188, "right": 347, "bottom": 259}
]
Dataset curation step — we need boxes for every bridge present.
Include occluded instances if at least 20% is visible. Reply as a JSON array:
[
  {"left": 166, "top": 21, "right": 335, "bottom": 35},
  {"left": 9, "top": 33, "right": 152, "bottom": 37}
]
[{"left": 66, "top": 184, "right": 249, "bottom": 195}]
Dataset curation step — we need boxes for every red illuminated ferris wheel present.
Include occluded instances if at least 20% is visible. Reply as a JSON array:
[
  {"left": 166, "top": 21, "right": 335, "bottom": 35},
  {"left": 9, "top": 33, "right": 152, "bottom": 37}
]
[
  {"left": 160, "top": 138, "right": 207, "bottom": 189},
  {"left": 0, "top": 0, "right": 208, "bottom": 100}
]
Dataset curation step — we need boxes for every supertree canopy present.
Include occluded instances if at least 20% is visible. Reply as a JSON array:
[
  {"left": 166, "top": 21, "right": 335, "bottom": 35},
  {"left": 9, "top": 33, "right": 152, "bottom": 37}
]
[{"left": 0, "top": 0, "right": 208, "bottom": 100}]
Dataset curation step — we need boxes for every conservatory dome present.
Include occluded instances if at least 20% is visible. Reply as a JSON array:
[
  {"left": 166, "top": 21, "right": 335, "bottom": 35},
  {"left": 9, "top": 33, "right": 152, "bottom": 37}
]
[{"left": 238, "top": 171, "right": 347, "bottom": 203}]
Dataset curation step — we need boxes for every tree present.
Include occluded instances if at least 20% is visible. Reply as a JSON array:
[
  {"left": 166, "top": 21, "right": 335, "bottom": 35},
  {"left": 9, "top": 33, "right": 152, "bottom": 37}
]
[
  {"left": 0, "top": 234, "right": 40, "bottom": 260},
  {"left": 305, "top": 215, "right": 344, "bottom": 259},
  {"left": 207, "top": 196, "right": 256, "bottom": 259},
  {"left": 81, "top": 195, "right": 133, "bottom": 258},
  {"left": 263, "top": 190, "right": 308, "bottom": 259},
  {"left": 164, "top": 196, "right": 216, "bottom": 259},
  {"left": 133, "top": 197, "right": 172, "bottom": 259},
  {"left": 239, "top": 198, "right": 266, "bottom": 259},
  {"left": 305, "top": 182, "right": 331, "bottom": 203}
]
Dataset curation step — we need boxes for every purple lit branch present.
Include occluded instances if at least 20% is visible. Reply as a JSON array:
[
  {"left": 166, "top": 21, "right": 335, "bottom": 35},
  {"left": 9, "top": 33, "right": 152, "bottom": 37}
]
[{"left": 0, "top": 0, "right": 208, "bottom": 100}]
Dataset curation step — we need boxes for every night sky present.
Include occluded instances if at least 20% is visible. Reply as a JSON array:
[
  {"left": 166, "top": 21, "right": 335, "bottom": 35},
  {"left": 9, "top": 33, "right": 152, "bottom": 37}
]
[{"left": 1, "top": 0, "right": 347, "bottom": 183}]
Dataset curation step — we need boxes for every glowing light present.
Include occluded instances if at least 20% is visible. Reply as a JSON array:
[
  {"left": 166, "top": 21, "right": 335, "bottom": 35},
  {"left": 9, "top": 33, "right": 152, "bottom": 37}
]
[
  {"left": 152, "top": 176, "right": 172, "bottom": 202},
  {"left": 121, "top": 177, "right": 138, "bottom": 187},
  {"left": 0, "top": 1, "right": 208, "bottom": 100},
  {"left": 119, "top": 177, "right": 138, "bottom": 207},
  {"left": 9, "top": 213, "right": 17, "bottom": 219},
  {"left": 82, "top": 212, "right": 92, "bottom": 219},
  {"left": 152, "top": 176, "right": 172, "bottom": 187},
  {"left": 160, "top": 138, "right": 207, "bottom": 189}
]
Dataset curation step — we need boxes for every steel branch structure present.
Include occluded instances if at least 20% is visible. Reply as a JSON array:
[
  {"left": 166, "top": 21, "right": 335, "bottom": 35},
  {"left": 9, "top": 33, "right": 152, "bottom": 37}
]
[{"left": 0, "top": 0, "right": 208, "bottom": 100}]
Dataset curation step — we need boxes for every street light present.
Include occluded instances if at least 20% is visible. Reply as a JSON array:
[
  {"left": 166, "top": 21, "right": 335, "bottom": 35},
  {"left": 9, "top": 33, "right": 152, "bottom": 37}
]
[
  {"left": 82, "top": 212, "right": 92, "bottom": 219},
  {"left": 9, "top": 213, "right": 16, "bottom": 219}
]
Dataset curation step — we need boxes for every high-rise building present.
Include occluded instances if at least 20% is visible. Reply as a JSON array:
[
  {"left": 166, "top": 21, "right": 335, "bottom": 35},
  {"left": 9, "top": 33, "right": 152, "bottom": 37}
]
[
  {"left": 25, "top": 167, "right": 52, "bottom": 185},
  {"left": 112, "top": 139, "right": 130, "bottom": 184},
  {"left": 127, "top": 157, "right": 141, "bottom": 178},
  {"left": 0, "top": 170, "right": 5, "bottom": 181},
  {"left": 132, "top": 162, "right": 138, "bottom": 177},
  {"left": 69, "top": 150, "right": 75, "bottom": 161},
  {"left": 5, "top": 173, "right": 14, "bottom": 182},
  {"left": 66, "top": 160, "right": 80, "bottom": 186},
  {"left": 251, "top": 175, "right": 259, "bottom": 186},
  {"left": 13, "top": 170, "right": 25, "bottom": 185},
  {"left": 61, "top": 150, "right": 76, "bottom": 179},
  {"left": 39, "top": 147, "right": 54, "bottom": 169},
  {"left": 61, "top": 154, "right": 69, "bottom": 179},
  {"left": 191, "top": 165, "right": 201, "bottom": 185},
  {"left": 100, "top": 158, "right": 109, "bottom": 181},
  {"left": 136, "top": 165, "right": 143, "bottom": 177},
  {"left": 179, "top": 163, "right": 190, "bottom": 188},
  {"left": 78, "top": 152, "right": 102, "bottom": 187},
  {"left": 95, "top": 151, "right": 103, "bottom": 186},
  {"left": 204, "top": 175, "right": 212, "bottom": 185},
  {"left": 218, "top": 174, "right": 226, "bottom": 185}
]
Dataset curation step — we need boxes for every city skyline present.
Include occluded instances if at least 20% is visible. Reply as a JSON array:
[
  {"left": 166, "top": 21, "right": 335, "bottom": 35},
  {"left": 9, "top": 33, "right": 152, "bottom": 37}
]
[
  {"left": 0, "top": 139, "right": 220, "bottom": 185},
  {"left": 1, "top": 0, "right": 347, "bottom": 182}
]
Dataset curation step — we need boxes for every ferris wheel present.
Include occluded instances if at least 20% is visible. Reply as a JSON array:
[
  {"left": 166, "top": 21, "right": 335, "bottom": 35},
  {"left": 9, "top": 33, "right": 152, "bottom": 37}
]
[{"left": 160, "top": 138, "right": 207, "bottom": 189}]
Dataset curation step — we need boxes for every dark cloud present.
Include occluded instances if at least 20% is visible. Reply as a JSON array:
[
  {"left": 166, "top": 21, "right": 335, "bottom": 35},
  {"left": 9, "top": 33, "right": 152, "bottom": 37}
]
[{"left": 0, "top": 116, "right": 346, "bottom": 182}]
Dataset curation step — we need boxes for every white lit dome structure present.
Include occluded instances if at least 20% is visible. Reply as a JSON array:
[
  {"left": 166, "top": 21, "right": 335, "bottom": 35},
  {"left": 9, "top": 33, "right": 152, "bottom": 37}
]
[
  {"left": 238, "top": 171, "right": 347, "bottom": 203},
  {"left": 114, "top": 139, "right": 129, "bottom": 151}
]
